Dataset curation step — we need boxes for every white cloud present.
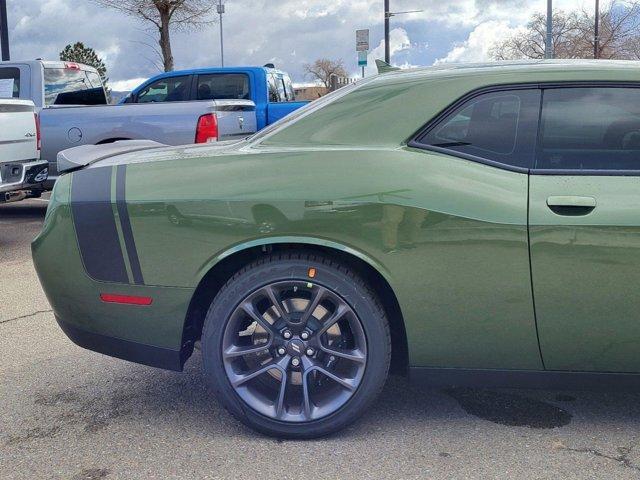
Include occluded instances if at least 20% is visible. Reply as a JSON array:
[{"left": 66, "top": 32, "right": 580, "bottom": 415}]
[
  {"left": 109, "top": 78, "right": 147, "bottom": 92},
  {"left": 435, "top": 0, "right": 592, "bottom": 65},
  {"left": 4, "top": 0, "right": 601, "bottom": 86},
  {"left": 435, "top": 21, "right": 523, "bottom": 64},
  {"left": 364, "top": 28, "right": 413, "bottom": 75}
]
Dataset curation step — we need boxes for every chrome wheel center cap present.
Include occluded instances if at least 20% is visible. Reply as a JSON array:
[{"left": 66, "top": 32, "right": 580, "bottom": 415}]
[{"left": 286, "top": 339, "right": 306, "bottom": 356}]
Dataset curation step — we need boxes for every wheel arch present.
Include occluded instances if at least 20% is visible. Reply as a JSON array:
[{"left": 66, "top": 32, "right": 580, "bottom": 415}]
[{"left": 181, "top": 240, "right": 409, "bottom": 375}]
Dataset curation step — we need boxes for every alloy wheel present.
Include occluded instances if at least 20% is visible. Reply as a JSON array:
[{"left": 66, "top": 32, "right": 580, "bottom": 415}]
[{"left": 221, "top": 280, "right": 368, "bottom": 422}]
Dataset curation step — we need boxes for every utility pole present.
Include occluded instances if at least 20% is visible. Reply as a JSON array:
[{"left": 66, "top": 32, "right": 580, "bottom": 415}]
[
  {"left": 545, "top": 0, "right": 553, "bottom": 59},
  {"left": 0, "top": 0, "right": 9, "bottom": 61},
  {"left": 217, "top": 0, "right": 225, "bottom": 67},
  {"left": 383, "top": 1, "right": 422, "bottom": 64},
  {"left": 384, "top": 0, "right": 390, "bottom": 63},
  {"left": 594, "top": 0, "right": 600, "bottom": 59}
]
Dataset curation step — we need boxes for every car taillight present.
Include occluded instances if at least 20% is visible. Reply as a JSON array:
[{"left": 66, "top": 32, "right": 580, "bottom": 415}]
[
  {"left": 195, "top": 113, "right": 218, "bottom": 143},
  {"left": 34, "top": 113, "right": 41, "bottom": 151},
  {"left": 64, "top": 62, "right": 80, "bottom": 70}
]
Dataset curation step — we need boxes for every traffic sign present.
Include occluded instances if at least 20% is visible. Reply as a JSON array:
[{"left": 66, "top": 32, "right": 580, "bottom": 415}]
[
  {"left": 358, "top": 51, "right": 368, "bottom": 66},
  {"left": 356, "top": 29, "right": 369, "bottom": 51}
]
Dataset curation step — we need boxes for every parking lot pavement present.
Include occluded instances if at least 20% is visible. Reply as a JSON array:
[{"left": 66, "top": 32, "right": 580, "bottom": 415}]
[{"left": 3, "top": 199, "right": 640, "bottom": 480}]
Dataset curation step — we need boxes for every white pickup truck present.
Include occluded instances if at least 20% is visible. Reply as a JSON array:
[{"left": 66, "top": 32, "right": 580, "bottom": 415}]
[
  {"left": 0, "top": 99, "right": 47, "bottom": 203},
  {"left": 0, "top": 60, "right": 257, "bottom": 191}
]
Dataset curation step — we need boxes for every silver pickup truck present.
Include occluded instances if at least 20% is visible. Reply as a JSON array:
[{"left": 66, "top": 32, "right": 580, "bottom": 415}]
[
  {"left": 0, "top": 99, "right": 48, "bottom": 202},
  {"left": 0, "top": 60, "right": 257, "bottom": 189}
]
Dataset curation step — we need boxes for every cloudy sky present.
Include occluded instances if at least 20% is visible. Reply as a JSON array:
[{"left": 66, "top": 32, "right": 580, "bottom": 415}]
[{"left": 6, "top": 0, "right": 594, "bottom": 90}]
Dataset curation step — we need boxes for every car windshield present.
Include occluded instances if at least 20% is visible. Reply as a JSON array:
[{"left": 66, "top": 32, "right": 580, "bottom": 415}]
[
  {"left": 44, "top": 67, "right": 107, "bottom": 106},
  {"left": 248, "top": 76, "right": 374, "bottom": 144}
]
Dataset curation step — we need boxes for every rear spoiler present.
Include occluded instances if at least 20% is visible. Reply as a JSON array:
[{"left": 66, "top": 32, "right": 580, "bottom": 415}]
[
  {"left": 375, "top": 59, "right": 400, "bottom": 74},
  {"left": 57, "top": 140, "right": 165, "bottom": 174}
]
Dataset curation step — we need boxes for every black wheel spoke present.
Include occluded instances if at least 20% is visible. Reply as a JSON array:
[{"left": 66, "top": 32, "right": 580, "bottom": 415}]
[
  {"left": 314, "top": 366, "right": 357, "bottom": 391},
  {"left": 300, "top": 286, "right": 326, "bottom": 325},
  {"left": 223, "top": 343, "right": 271, "bottom": 359},
  {"left": 275, "top": 370, "right": 288, "bottom": 419},
  {"left": 264, "top": 285, "right": 289, "bottom": 323},
  {"left": 240, "top": 301, "right": 277, "bottom": 336},
  {"left": 316, "top": 303, "right": 349, "bottom": 337},
  {"left": 302, "top": 370, "right": 313, "bottom": 419},
  {"left": 229, "top": 360, "right": 285, "bottom": 387},
  {"left": 320, "top": 345, "right": 366, "bottom": 364}
]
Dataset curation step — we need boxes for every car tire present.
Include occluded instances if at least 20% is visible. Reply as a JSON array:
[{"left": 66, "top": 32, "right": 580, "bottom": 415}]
[{"left": 201, "top": 251, "right": 391, "bottom": 438}]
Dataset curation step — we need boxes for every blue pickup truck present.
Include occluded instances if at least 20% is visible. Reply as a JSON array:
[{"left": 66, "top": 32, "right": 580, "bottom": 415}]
[{"left": 121, "top": 64, "right": 308, "bottom": 130}]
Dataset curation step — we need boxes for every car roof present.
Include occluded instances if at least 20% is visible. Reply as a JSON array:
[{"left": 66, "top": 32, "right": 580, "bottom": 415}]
[
  {"left": 0, "top": 59, "right": 99, "bottom": 72},
  {"left": 374, "top": 59, "right": 640, "bottom": 84},
  {"left": 258, "top": 59, "right": 640, "bottom": 149}
]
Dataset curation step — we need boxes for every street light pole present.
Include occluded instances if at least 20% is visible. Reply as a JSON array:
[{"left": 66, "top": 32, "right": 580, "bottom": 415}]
[
  {"left": 384, "top": 0, "right": 390, "bottom": 63},
  {"left": 217, "top": 0, "right": 225, "bottom": 67},
  {"left": 0, "top": 0, "right": 9, "bottom": 61},
  {"left": 594, "top": 0, "right": 600, "bottom": 59},
  {"left": 545, "top": 0, "right": 553, "bottom": 59},
  {"left": 383, "top": 1, "right": 421, "bottom": 64}
]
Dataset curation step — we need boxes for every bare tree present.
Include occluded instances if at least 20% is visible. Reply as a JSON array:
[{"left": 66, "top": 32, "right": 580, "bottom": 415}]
[
  {"left": 491, "top": 1, "right": 640, "bottom": 60},
  {"left": 303, "top": 59, "right": 348, "bottom": 89},
  {"left": 490, "top": 10, "right": 583, "bottom": 59},
  {"left": 93, "top": 1, "right": 214, "bottom": 71},
  {"left": 590, "top": 2, "right": 640, "bottom": 59}
]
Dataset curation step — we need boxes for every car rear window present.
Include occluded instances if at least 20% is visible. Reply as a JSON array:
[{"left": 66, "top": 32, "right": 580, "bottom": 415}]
[
  {"left": 538, "top": 87, "right": 640, "bottom": 171},
  {"left": 417, "top": 89, "right": 541, "bottom": 169},
  {"left": 0, "top": 67, "right": 20, "bottom": 98},
  {"left": 196, "top": 73, "right": 249, "bottom": 100},
  {"left": 44, "top": 68, "right": 107, "bottom": 105}
]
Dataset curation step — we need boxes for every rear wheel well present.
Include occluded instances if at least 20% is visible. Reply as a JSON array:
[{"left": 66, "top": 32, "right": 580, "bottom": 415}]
[{"left": 181, "top": 244, "right": 408, "bottom": 374}]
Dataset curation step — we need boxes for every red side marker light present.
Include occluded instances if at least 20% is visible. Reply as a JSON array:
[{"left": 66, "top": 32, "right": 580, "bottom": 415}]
[{"left": 100, "top": 293, "right": 153, "bottom": 306}]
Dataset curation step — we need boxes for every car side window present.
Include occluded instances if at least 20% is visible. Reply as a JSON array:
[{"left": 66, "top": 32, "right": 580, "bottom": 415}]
[
  {"left": 268, "top": 74, "right": 281, "bottom": 102},
  {"left": 196, "top": 73, "right": 250, "bottom": 100},
  {"left": 0, "top": 67, "right": 20, "bottom": 98},
  {"left": 416, "top": 89, "right": 541, "bottom": 169},
  {"left": 136, "top": 76, "right": 190, "bottom": 103},
  {"left": 537, "top": 87, "right": 640, "bottom": 171},
  {"left": 282, "top": 74, "right": 296, "bottom": 101}
]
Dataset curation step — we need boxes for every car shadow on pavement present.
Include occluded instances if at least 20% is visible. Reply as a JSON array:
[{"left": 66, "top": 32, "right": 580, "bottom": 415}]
[{"left": 59, "top": 348, "right": 640, "bottom": 442}]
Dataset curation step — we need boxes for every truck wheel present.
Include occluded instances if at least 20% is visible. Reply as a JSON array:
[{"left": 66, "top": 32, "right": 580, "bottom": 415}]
[{"left": 201, "top": 251, "right": 391, "bottom": 438}]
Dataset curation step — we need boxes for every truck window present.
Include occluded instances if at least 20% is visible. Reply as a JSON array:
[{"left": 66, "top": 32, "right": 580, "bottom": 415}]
[
  {"left": 268, "top": 74, "right": 281, "bottom": 102},
  {"left": 275, "top": 75, "right": 287, "bottom": 103},
  {"left": 136, "top": 76, "right": 190, "bottom": 103},
  {"left": 282, "top": 74, "right": 296, "bottom": 101},
  {"left": 196, "top": 73, "right": 249, "bottom": 100},
  {"left": 44, "top": 68, "right": 107, "bottom": 105},
  {"left": 0, "top": 67, "right": 20, "bottom": 98}
]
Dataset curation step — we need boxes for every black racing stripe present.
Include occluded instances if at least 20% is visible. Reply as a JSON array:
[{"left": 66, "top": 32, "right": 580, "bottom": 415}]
[
  {"left": 71, "top": 167, "right": 128, "bottom": 283},
  {"left": 116, "top": 164, "right": 144, "bottom": 285}
]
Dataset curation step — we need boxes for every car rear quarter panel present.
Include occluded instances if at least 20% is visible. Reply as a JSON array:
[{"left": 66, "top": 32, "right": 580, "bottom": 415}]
[
  {"left": 124, "top": 147, "right": 541, "bottom": 370},
  {"left": 31, "top": 173, "right": 194, "bottom": 352}
]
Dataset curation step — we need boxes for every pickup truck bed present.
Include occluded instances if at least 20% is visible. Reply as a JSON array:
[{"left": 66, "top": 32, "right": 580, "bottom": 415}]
[{"left": 40, "top": 99, "right": 256, "bottom": 185}]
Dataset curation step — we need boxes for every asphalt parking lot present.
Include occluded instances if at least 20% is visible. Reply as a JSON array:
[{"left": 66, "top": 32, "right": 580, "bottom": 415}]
[{"left": 3, "top": 198, "right": 640, "bottom": 480}]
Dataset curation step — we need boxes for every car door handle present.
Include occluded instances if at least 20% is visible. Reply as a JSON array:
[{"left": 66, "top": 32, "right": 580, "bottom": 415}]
[{"left": 546, "top": 196, "right": 597, "bottom": 216}]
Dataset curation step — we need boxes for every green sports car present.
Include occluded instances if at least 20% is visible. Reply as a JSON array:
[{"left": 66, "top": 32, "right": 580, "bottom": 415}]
[{"left": 33, "top": 60, "right": 640, "bottom": 438}]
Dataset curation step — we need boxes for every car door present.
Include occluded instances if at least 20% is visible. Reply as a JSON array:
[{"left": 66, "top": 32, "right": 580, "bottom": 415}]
[
  {"left": 530, "top": 85, "right": 640, "bottom": 373},
  {"left": 408, "top": 87, "right": 544, "bottom": 370}
]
